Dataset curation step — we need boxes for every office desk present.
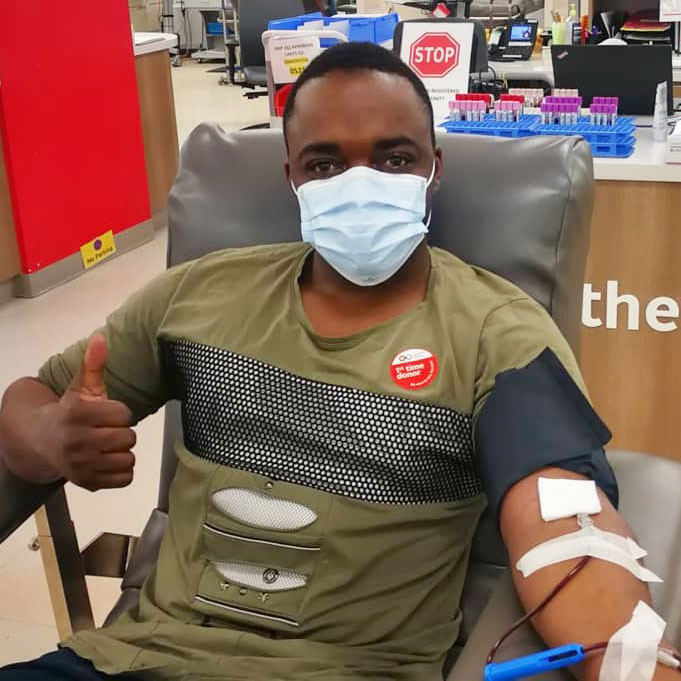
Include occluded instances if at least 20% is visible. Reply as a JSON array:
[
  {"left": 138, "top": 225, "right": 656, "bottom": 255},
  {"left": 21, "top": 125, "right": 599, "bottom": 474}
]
[
  {"left": 580, "top": 125, "right": 681, "bottom": 462},
  {"left": 0, "top": 33, "right": 178, "bottom": 297},
  {"left": 490, "top": 48, "right": 681, "bottom": 86}
]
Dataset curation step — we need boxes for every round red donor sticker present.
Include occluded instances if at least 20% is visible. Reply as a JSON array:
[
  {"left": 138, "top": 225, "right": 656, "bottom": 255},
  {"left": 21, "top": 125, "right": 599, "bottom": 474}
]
[{"left": 390, "top": 348, "right": 439, "bottom": 390}]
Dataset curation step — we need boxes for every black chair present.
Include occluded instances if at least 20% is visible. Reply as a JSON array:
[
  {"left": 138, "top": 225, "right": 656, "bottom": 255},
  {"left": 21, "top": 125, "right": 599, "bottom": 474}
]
[{"left": 235, "top": 0, "right": 312, "bottom": 97}]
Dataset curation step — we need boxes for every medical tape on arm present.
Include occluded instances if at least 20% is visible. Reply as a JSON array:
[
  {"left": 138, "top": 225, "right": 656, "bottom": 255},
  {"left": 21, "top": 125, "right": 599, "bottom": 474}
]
[
  {"left": 599, "top": 601, "right": 667, "bottom": 681},
  {"left": 516, "top": 515, "right": 663, "bottom": 583},
  {"left": 518, "top": 477, "right": 663, "bottom": 582}
]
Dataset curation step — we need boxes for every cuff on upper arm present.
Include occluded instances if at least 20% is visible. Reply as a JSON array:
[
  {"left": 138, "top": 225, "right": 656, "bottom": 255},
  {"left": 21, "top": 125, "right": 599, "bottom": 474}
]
[{"left": 474, "top": 348, "right": 617, "bottom": 521}]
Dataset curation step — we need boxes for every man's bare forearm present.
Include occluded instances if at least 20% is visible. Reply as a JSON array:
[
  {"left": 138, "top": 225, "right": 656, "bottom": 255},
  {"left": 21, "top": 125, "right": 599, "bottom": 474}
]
[
  {"left": 501, "top": 467, "right": 679, "bottom": 681},
  {"left": 0, "top": 377, "right": 62, "bottom": 483}
]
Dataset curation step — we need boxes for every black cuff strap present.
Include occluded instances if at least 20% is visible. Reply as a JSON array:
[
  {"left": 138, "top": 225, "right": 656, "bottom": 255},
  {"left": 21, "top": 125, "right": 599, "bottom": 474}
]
[{"left": 475, "top": 348, "right": 617, "bottom": 521}]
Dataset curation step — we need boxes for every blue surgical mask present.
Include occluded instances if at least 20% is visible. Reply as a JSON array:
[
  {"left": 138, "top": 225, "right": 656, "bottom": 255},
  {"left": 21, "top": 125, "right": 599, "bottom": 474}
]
[{"left": 293, "top": 163, "right": 436, "bottom": 287}]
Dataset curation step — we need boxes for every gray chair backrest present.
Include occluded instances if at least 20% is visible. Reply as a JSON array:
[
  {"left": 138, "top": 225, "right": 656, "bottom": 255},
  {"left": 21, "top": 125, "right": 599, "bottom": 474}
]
[
  {"left": 239, "top": 0, "right": 309, "bottom": 68},
  {"left": 153, "top": 125, "right": 594, "bottom": 646}
]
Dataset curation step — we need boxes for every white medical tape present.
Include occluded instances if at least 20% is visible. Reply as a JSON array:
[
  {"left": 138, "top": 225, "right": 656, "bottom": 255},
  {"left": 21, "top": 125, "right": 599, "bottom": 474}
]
[
  {"left": 599, "top": 601, "right": 667, "bottom": 681},
  {"left": 537, "top": 477, "right": 602, "bottom": 522},
  {"left": 515, "top": 521, "right": 663, "bottom": 582}
]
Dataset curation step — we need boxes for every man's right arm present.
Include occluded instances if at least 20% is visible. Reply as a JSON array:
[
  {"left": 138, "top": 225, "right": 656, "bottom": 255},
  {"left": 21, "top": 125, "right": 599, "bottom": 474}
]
[
  {"left": 0, "top": 334, "right": 137, "bottom": 491},
  {"left": 0, "top": 376, "right": 63, "bottom": 483}
]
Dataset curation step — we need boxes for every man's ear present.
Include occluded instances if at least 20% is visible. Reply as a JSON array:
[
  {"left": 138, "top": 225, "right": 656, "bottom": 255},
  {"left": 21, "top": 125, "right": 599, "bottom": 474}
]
[{"left": 432, "top": 147, "right": 444, "bottom": 193}]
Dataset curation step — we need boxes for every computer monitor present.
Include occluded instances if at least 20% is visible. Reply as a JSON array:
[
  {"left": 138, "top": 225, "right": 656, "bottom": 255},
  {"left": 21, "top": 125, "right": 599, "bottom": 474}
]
[
  {"left": 551, "top": 45, "right": 673, "bottom": 115},
  {"left": 508, "top": 21, "right": 536, "bottom": 45}
]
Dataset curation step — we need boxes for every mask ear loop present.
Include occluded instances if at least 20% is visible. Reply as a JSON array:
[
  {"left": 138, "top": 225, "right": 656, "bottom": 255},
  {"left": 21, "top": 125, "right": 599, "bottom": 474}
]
[
  {"left": 426, "top": 159, "right": 437, "bottom": 187},
  {"left": 424, "top": 160, "right": 437, "bottom": 228}
]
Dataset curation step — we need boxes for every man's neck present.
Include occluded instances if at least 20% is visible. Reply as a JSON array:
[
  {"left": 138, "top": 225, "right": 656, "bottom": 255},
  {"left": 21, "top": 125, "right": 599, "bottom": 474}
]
[{"left": 298, "top": 242, "right": 431, "bottom": 338}]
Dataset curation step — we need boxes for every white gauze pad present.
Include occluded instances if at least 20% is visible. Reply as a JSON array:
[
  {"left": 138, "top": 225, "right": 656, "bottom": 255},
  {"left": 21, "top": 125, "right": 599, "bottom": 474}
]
[{"left": 537, "top": 477, "right": 602, "bottom": 522}]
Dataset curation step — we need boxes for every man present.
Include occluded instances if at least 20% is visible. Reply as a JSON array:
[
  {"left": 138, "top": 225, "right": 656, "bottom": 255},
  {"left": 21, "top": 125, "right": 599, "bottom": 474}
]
[{"left": 0, "top": 42, "right": 676, "bottom": 681}]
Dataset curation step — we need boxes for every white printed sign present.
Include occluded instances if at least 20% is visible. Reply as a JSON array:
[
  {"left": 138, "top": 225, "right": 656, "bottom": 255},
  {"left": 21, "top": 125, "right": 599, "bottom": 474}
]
[
  {"left": 660, "top": 0, "right": 681, "bottom": 21},
  {"left": 398, "top": 23, "right": 474, "bottom": 124},
  {"left": 270, "top": 36, "right": 322, "bottom": 84}
]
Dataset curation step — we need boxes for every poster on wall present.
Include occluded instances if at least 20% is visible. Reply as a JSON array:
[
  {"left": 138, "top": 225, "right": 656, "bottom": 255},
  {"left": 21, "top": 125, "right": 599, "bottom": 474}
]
[{"left": 398, "top": 23, "right": 474, "bottom": 124}]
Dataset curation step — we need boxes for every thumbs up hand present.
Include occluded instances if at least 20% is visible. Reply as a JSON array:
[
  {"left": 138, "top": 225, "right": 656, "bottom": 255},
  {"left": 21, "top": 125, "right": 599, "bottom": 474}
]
[
  {"left": 43, "top": 334, "right": 137, "bottom": 491},
  {"left": 68, "top": 332, "right": 110, "bottom": 401}
]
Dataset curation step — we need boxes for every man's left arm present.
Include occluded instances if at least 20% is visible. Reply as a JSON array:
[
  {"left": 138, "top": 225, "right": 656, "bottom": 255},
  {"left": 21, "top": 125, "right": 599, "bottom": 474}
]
[{"left": 500, "top": 466, "right": 679, "bottom": 681}]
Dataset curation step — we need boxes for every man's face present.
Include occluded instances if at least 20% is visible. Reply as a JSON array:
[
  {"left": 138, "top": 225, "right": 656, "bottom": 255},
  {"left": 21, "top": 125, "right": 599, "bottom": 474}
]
[{"left": 285, "top": 69, "right": 442, "bottom": 196}]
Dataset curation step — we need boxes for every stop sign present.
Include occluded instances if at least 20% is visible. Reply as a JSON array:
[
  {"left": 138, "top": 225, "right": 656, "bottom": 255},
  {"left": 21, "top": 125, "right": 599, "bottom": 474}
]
[{"left": 409, "top": 32, "right": 460, "bottom": 78}]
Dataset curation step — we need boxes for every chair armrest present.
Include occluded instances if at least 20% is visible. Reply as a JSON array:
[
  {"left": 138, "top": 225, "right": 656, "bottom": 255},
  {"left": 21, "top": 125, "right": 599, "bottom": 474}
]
[
  {"left": 607, "top": 449, "right": 681, "bottom": 645},
  {"left": 0, "top": 457, "right": 62, "bottom": 543},
  {"left": 447, "top": 570, "right": 571, "bottom": 681}
]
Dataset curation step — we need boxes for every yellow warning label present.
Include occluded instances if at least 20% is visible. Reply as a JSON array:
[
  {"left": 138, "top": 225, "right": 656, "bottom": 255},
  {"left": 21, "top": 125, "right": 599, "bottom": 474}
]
[
  {"left": 80, "top": 230, "right": 116, "bottom": 270},
  {"left": 284, "top": 56, "right": 309, "bottom": 77}
]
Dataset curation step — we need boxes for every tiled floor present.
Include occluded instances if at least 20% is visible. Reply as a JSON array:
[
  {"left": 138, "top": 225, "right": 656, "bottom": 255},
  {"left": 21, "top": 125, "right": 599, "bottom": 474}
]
[{"left": 0, "top": 58, "right": 268, "bottom": 665}]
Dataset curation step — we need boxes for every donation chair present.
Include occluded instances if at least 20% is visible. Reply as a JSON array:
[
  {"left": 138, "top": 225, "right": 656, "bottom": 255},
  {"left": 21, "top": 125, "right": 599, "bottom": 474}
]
[{"left": 1, "top": 127, "right": 680, "bottom": 681}]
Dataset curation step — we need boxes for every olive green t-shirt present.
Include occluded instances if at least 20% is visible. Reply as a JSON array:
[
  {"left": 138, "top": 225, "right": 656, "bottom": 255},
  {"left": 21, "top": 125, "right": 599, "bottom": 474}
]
[{"left": 39, "top": 243, "right": 584, "bottom": 681}]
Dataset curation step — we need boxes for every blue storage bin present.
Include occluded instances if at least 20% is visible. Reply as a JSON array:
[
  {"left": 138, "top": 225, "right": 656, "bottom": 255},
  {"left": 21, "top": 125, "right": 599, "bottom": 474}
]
[
  {"left": 206, "top": 21, "right": 224, "bottom": 34},
  {"left": 325, "top": 13, "right": 398, "bottom": 43},
  {"left": 372, "top": 13, "right": 399, "bottom": 43},
  {"left": 268, "top": 12, "right": 398, "bottom": 45},
  {"left": 267, "top": 12, "right": 324, "bottom": 31}
]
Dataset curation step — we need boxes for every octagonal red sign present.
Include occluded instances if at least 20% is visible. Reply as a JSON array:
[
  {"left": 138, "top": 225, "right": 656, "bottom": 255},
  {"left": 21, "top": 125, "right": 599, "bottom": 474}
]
[{"left": 409, "top": 32, "right": 460, "bottom": 78}]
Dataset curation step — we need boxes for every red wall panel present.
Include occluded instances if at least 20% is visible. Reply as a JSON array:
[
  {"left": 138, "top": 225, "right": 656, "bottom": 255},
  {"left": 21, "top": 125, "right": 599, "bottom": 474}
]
[{"left": 0, "top": 0, "right": 151, "bottom": 273}]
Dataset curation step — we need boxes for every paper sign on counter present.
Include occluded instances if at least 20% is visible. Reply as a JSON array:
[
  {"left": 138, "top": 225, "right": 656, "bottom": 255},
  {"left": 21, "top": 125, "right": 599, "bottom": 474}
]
[{"left": 270, "top": 36, "right": 322, "bottom": 84}]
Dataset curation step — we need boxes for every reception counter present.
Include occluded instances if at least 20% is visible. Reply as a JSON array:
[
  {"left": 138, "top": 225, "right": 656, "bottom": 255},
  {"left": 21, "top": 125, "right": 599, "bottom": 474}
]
[
  {"left": 134, "top": 33, "right": 180, "bottom": 223},
  {"left": 582, "top": 125, "right": 681, "bottom": 462},
  {"left": 0, "top": 32, "right": 178, "bottom": 298}
]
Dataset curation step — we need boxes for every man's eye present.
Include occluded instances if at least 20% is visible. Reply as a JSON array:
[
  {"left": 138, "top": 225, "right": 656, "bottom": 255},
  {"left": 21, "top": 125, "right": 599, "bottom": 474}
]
[
  {"left": 309, "top": 160, "right": 341, "bottom": 176},
  {"left": 384, "top": 155, "right": 411, "bottom": 170}
]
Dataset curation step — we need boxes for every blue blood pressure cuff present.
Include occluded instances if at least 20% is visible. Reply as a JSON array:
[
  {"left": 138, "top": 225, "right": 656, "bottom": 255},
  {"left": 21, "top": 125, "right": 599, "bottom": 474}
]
[{"left": 474, "top": 348, "right": 618, "bottom": 520}]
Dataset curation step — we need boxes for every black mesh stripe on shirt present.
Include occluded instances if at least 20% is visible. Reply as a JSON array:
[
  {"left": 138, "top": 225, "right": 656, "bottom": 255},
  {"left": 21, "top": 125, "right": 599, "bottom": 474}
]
[{"left": 165, "top": 339, "right": 482, "bottom": 505}]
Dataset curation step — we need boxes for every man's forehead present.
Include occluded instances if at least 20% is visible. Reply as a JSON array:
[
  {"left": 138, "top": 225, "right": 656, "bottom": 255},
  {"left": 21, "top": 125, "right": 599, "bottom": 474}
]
[{"left": 286, "top": 69, "right": 432, "bottom": 150}]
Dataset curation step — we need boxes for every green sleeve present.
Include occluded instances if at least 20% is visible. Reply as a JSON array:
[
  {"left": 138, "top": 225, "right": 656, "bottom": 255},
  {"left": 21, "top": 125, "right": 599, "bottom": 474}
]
[
  {"left": 473, "top": 297, "right": 588, "bottom": 420},
  {"left": 38, "top": 261, "right": 194, "bottom": 424}
]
